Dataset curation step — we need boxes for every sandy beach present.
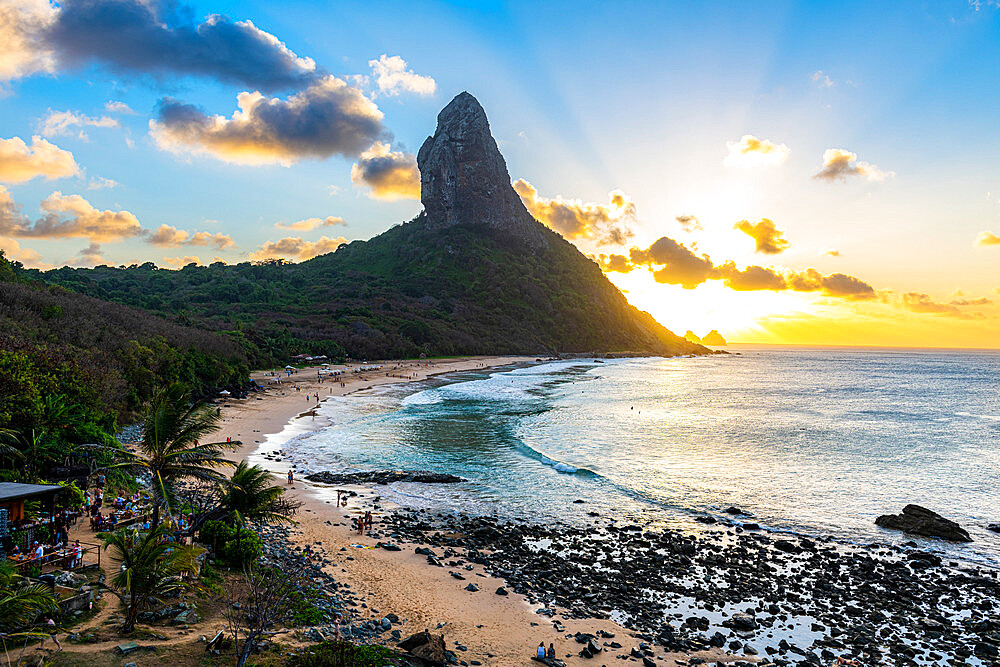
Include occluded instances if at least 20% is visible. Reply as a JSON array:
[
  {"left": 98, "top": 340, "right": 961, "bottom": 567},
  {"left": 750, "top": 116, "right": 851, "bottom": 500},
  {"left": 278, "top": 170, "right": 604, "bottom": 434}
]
[{"left": 213, "top": 355, "right": 737, "bottom": 666}]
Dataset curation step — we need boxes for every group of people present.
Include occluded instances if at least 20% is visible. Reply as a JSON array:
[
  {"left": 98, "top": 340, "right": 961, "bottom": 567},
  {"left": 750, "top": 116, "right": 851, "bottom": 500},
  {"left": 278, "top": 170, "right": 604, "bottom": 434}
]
[{"left": 353, "top": 510, "right": 374, "bottom": 535}]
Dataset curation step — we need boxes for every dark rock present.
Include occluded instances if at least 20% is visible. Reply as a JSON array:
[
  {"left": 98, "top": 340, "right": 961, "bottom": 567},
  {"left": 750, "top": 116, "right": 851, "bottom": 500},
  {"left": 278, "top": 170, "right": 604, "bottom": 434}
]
[
  {"left": 987, "top": 524, "right": 1000, "bottom": 533},
  {"left": 875, "top": 505, "right": 972, "bottom": 542},
  {"left": 495, "top": 587, "right": 508, "bottom": 595}
]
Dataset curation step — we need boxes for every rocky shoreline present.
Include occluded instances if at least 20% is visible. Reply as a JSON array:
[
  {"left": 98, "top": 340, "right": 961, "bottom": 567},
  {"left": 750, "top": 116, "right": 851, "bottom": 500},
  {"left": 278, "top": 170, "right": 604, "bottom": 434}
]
[{"left": 364, "top": 508, "right": 1000, "bottom": 666}]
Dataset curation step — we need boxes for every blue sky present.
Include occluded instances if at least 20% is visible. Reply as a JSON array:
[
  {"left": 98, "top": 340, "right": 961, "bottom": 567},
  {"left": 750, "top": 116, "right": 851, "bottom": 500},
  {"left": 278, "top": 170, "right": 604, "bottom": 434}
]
[{"left": 1, "top": 0, "right": 999, "bottom": 344}]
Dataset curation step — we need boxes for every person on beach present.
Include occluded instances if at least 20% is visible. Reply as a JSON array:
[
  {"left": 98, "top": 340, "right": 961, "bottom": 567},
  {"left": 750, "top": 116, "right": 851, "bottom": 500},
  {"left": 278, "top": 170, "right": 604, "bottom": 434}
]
[
  {"left": 287, "top": 469, "right": 294, "bottom": 485},
  {"left": 333, "top": 614, "right": 341, "bottom": 639},
  {"left": 535, "top": 642, "right": 546, "bottom": 659},
  {"left": 547, "top": 643, "right": 555, "bottom": 659},
  {"left": 40, "top": 617, "right": 61, "bottom": 652}
]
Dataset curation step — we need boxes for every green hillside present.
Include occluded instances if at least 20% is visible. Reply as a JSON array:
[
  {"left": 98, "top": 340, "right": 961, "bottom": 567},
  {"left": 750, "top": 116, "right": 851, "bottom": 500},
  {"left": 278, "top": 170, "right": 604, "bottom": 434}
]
[
  {"left": 0, "top": 252, "right": 248, "bottom": 432},
  {"left": 33, "top": 214, "right": 704, "bottom": 365}
]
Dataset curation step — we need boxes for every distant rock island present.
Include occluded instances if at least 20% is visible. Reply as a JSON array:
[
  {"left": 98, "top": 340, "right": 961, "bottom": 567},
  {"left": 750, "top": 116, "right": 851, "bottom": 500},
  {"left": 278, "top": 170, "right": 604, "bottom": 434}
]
[
  {"left": 702, "top": 330, "right": 727, "bottom": 346},
  {"left": 685, "top": 330, "right": 727, "bottom": 346}
]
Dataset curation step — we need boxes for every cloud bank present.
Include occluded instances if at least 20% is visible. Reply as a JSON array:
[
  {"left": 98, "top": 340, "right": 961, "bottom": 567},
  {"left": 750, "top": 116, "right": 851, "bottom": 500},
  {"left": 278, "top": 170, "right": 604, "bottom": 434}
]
[
  {"left": 40, "top": 0, "right": 319, "bottom": 91},
  {"left": 38, "top": 109, "right": 119, "bottom": 139},
  {"left": 147, "top": 224, "right": 234, "bottom": 249},
  {"left": 251, "top": 235, "right": 349, "bottom": 261},
  {"left": 975, "top": 231, "right": 1000, "bottom": 246},
  {"left": 150, "top": 77, "right": 386, "bottom": 165},
  {"left": 603, "top": 234, "right": 876, "bottom": 299},
  {"left": 0, "top": 190, "right": 142, "bottom": 242}
]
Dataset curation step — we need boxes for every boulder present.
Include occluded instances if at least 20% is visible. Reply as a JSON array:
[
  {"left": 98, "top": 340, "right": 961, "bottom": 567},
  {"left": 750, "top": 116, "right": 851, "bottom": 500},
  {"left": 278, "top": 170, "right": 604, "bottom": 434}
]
[
  {"left": 875, "top": 505, "right": 972, "bottom": 542},
  {"left": 398, "top": 630, "right": 447, "bottom": 666}
]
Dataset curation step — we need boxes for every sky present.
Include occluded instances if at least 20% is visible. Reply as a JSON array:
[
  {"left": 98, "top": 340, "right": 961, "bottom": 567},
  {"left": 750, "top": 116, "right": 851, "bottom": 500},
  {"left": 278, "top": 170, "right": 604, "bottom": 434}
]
[{"left": 1, "top": 0, "right": 999, "bottom": 348}]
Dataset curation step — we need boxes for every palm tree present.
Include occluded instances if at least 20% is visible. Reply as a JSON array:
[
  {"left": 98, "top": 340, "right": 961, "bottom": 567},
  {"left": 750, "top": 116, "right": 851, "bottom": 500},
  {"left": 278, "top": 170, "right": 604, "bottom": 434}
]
[
  {"left": 105, "top": 383, "right": 235, "bottom": 528},
  {"left": 220, "top": 461, "right": 293, "bottom": 562},
  {"left": 222, "top": 462, "right": 291, "bottom": 526},
  {"left": 101, "top": 526, "right": 184, "bottom": 633},
  {"left": 0, "top": 562, "right": 58, "bottom": 634}
]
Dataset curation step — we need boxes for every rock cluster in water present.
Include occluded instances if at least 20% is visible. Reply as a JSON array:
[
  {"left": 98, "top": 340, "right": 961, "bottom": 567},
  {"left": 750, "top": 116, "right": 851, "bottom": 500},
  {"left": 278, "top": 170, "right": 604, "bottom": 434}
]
[
  {"left": 305, "top": 470, "right": 465, "bottom": 485},
  {"left": 377, "top": 509, "right": 1000, "bottom": 666},
  {"left": 417, "top": 92, "right": 546, "bottom": 248}
]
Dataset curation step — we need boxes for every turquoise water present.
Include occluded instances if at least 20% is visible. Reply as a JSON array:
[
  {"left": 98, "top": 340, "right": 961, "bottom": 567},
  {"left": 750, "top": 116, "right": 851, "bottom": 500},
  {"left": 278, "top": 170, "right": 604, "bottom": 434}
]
[{"left": 280, "top": 346, "right": 1000, "bottom": 564}]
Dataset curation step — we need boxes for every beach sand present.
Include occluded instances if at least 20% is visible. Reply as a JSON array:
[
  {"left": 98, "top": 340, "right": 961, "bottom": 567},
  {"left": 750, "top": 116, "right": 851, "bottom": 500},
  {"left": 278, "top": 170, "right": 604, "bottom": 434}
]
[{"left": 214, "top": 356, "right": 739, "bottom": 666}]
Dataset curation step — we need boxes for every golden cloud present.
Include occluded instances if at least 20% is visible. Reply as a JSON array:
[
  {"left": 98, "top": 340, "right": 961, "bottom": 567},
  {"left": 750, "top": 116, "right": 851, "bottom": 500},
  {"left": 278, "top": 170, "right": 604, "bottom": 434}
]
[
  {"left": 275, "top": 216, "right": 346, "bottom": 231},
  {"left": 147, "top": 224, "right": 234, "bottom": 249},
  {"left": 975, "top": 231, "right": 1000, "bottom": 246},
  {"left": 596, "top": 253, "right": 634, "bottom": 273},
  {"left": 149, "top": 76, "right": 385, "bottom": 166},
  {"left": 0, "top": 236, "right": 43, "bottom": 267},
  {"left": 716, "top": 261, "right": 787, "bottom": 291},
  {"left": 814, "top": 148, "right": 892, "bottom": 182},
  {"left": 250, "top": 235, "right": 349, "bottom": 261},
  {"left": 350, "top": 142, "right": 420, "bottom": 200},
  {"left": 0, "top": 135, "right": 79, "bottom": 183},
  {"left": 614, "top": 235, "right": 876, "bottom": 299},
  {"left": 734, "top": 218, "right": 790, "bottom": 254},
  {"left": 513, "top": 179, "right": 636, "bottom": 245},
  {"left": 724, "top": 135, "right": 790, "bottom": 168},
  {"left": 629, "top": 236, "right": 715, "bottom": 289},
  {"left": 163, "top": 256, "right": 202, "bottom": 267},
  {"left": 901, "top": 293, "right": 980, "bottom": 318},
  {"left": 0, "top": 190, "right": 141, "bottom": 242}
]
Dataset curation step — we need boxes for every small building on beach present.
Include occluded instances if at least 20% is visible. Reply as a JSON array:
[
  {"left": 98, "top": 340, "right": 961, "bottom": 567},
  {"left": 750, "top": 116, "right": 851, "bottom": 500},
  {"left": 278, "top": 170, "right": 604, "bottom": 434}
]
[{"left": 0, "top": 482, "right": 64, "bottom": 522}]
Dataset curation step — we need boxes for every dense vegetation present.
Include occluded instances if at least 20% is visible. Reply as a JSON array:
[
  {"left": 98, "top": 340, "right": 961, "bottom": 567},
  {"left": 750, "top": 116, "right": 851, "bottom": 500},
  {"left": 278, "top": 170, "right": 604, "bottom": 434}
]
[
  {"left": 0, "top": 252, "right": 248, "bottom": 433},
  {"left": 34, "top": 214, "right": 702, "bottom": 366}
]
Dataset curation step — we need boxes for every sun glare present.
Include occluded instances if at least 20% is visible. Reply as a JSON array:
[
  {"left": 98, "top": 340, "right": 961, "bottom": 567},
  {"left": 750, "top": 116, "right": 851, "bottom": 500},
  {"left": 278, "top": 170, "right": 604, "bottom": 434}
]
[{"left": 607, "top": 270, "right": 816, "bottom": 341}]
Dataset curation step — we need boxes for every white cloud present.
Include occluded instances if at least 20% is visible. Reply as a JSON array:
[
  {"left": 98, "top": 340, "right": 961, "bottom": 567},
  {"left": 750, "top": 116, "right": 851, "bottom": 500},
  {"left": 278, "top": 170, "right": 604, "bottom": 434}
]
[
  {"left": 39, "top": 109, "right": 119, "bottom": 139},
  {"left": 87, "top": 176, "right": 119, "bottom": 190},
  {"left": 104, "top": 100, "right": 134, "bottom": 114},
  {"left": 368, "top": 54, "right": 436, "bottom": 97},
  {"left": 811, "top": 70, "right": 834, "bottom": 88}
]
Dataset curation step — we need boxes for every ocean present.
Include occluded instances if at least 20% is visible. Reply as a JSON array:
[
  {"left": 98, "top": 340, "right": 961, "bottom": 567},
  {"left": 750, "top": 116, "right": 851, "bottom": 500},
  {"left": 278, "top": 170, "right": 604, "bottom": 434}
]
[{"left": 268, "top": 345, "right": 1000, "bottom": 566}]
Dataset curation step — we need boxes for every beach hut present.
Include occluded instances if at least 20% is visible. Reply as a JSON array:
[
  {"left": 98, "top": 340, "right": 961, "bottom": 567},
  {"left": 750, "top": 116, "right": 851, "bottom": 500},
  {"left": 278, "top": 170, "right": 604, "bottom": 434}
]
[{"left": 0, "top": 482, "right": 64, "bottom": 523}]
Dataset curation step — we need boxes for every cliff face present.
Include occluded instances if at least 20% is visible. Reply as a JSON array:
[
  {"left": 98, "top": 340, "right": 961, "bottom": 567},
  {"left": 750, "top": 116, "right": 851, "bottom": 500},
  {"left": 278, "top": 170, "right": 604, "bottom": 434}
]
[{"left": 417, "top": 92, "right": 546, "bottom": 247}]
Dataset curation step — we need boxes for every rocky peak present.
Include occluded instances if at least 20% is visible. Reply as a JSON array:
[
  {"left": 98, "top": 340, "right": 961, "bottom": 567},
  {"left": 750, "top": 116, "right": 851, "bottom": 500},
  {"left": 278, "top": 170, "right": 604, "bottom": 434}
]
[{"left": 417, "top": 92, "right": 545, "bottom": 247}]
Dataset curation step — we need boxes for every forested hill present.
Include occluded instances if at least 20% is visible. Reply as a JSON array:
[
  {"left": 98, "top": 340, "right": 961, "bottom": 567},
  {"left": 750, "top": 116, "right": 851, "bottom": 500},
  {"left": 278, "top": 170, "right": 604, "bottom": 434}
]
[
  {"left": 0, "top": 253, "right": 247, "bottom": 431},
  {"left": 34, "top": 216, "right": 703, "bottom": 365},
  {"left": 31, "top": 92, "right": 705, "bottom": 366}
]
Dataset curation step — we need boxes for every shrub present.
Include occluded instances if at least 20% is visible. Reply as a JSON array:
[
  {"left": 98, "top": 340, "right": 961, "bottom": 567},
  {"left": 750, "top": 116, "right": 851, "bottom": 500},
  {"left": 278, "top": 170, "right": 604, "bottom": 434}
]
[
  {"left": 199, "top": 519, "right": 234, "bottom": 553},
  {"left": 286, "top": 641, "right": 400, "bottom": 667},
  {"left": 222, "top": 530, "right": 261, "bottom": 567}
]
